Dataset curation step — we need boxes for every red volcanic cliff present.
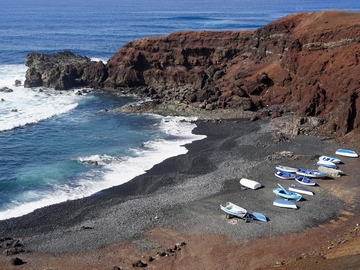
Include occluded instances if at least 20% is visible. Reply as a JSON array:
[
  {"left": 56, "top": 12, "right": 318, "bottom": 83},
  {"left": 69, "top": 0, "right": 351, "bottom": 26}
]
[
  {"left": 24, "top": 11, "right": 360, "bottom": 144},
  {"left": 104, "top": 11, "right": 360, "bottom": 144}
]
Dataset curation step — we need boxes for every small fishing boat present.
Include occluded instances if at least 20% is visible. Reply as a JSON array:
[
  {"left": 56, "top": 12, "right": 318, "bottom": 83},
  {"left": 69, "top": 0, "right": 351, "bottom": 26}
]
[
  {"left": 335, "top": 149, "right": 358, "bottom": 158},
  {"left": 274, "top": 170, "right": 296, "bottom": 180},
  {"left": 296, "top": 168, "right": 327, "bottom": 178},
  {"left": 220, "top": 202, "right": 247, "bottom": 218},
  {"left": 249, "top": 212, "right": 267, "bottom": 222},
  {"left": 295, "top": 175, "right": 316, "bottom": 186},
  {"left": 273, "top": 199, "right": 297, "bottom": 209},
  {"left": 273, "top": 183, "right": 302, "bottom": 201},
  {"left": 240, "top": 178, "right": 262, "bottom": 190},
  {"left": 318, "top": 155, "right": 341, "bottom": 164},
  {"left": 316, "top": 160, "right": 338, "bottom": 169},
  {"left": 275, "top": 165, "right": 298, "bottom": 173},
  {"left": 289, "top": 184, "right": 314, "bottom": 196}
]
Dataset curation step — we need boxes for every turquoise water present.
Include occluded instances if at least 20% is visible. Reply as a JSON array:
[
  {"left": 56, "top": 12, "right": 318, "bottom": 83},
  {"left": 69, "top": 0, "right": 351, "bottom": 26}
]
[{"left": 0, "top": 0, "right": 359, "bottom": 220}]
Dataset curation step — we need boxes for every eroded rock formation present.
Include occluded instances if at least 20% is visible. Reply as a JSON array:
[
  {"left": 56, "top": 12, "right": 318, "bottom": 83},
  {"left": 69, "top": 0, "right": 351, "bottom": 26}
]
[{"left": 24, "top": 11, "right": 360, "bottom": 144}]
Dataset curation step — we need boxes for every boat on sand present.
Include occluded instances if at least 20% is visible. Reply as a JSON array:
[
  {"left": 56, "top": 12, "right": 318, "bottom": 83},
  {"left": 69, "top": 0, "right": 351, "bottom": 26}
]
[
  {"left": 295, "top": 175, "right": 316, "bottom": 186},
  {"left": 275, "top": 165, "right": 298, "bottom": 173},
  {"left": 316, "top": 160, "right": 338, "bottom": 169},
  {"left": 273, "top": 183, "right": 302, "bottom": 201},
  {"left": 296, "top": 168, "right": 326, "bottom": 178},
  {"left": 289, "top": 184, "right": 314, "bottom": 196},
  {"left": 273, "top": 199, "right": 297, "bottom": 209},
  {"left": 274, "top": 170, "right": 296, "bottom": 180},
  {"left": 220, "top": 202, "right": 247, "bottom": 218},
  {"left": 318, "top": 155, "right": 341, "bottom": 164},
  {"left": 335, "top": 149, "right": 358, "bottom": 158},
  {"left": 240, "top": 178, "right": 262, "bottom": 190}
]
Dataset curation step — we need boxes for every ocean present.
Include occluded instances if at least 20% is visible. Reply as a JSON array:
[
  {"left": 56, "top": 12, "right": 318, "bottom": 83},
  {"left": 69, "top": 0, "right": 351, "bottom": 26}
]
[{"left": 0, "top": 0, "right": 359, "bottom": 221}]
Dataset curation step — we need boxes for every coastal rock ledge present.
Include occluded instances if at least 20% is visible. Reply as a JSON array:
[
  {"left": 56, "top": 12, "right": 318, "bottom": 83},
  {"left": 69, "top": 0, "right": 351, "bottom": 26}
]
[{"left": 24, "top": 11, "right": 360, "bottom": 145}]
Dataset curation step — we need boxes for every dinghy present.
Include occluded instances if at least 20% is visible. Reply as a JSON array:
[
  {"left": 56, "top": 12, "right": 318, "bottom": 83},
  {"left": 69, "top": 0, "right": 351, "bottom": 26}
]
[
  {"left": 295, "top": 175, "right": 316, "bottom": 186},
  {"left": 296, "top": 168, "right": 327, "bottom": 178},
  {"left": 274, "top": 170, "right": 296, "bottom": 180},
  {"left": 273, "top": 183, "right": 302, "bottom": 201},
  {"left": 273, "top": 199, "right": 297, "bottom": 209},
  {"left": 335, "top": 149, "right": 358, "bottom": 158},
  {"left": 220, "top": 202, "right": 247, "bottom": 218},
  {"left": 275, "top": 165, "right": 298, "bottom": 173},
  {"left": 318, "top": 155, "right": 341, "bottom": 164},
  {"left": 249, "top": 212, "right": 267, "bottom": 222},
  {"left": 316, "top": 160, "right": 338, "bottom": 169},
  {"left": 289, "top": 184, "right": 314, "bottom": 196},
  {"left": 240, "top": 178, "right": 262, "bottom": 190}
]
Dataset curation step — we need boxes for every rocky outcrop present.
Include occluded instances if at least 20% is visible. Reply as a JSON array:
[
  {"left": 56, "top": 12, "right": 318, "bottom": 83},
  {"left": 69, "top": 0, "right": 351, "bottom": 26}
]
[
  {"left": 24, "top": 11, "right": 360, "bottom": 145},
  {"left": 24, "top": 51, "right": 107, "bottom": 90}
]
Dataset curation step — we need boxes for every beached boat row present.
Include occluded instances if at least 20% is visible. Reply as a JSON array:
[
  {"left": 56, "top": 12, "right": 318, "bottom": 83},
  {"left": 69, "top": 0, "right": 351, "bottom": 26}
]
[{"left": 220, "top": 149, "right": 358, "bottom": 219}]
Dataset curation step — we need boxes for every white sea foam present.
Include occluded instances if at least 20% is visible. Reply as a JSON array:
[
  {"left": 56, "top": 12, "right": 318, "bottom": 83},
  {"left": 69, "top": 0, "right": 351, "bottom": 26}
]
[
  {"left": 0, "top": 116, "right": 206, "bottom": 220},
  {"left": 0, "top": 64, "right": 81, "bottom": 132}
]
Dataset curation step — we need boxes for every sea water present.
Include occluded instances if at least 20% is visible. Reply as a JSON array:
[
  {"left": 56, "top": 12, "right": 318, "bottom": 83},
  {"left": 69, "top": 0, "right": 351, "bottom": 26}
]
[{"left": 0, "top": 0, "right": 359, "bottom": 220}]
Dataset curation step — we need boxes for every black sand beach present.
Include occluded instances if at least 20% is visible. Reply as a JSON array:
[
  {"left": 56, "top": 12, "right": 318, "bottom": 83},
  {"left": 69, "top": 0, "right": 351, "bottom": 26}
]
[{"left": 1, "top": 119, "right": 359, "bottom": 269}]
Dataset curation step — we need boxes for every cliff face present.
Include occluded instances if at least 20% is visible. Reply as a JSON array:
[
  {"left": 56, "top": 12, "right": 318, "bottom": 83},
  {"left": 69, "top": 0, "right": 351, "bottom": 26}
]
[{"left": 24, "top": 11, "right": 360, "bottom": 144}]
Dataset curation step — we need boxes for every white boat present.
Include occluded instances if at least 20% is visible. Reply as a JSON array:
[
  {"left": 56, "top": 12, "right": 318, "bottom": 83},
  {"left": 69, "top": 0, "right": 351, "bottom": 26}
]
[
  {"left": 289, "top": 184, "right": 314, "bottom": 195},
  {"left": 296, "top": 168, "right": 327, "bottom": 178},
  {"left": 240, "top": 178, "right": 262, "bottom": 190},
  {"left": 275, "top": 165, "right": 298, "bottom": 173},
  {"left": 273, "top": 199, "right": 297, "bottom": 209},
  {"left": 316, "top": 160, "right": 338, "bottom": 169},
  {"left": 274, "top": 170, "right": 296, "bottom": 180},
  {"left": 220, "top": 202, "right": 247, "bottom": 218},
  {"left": 295, "top": 175, "right": 316, "bottom": 186},
  {"left": 318, "top": 155, "right": 341, "bottom": 164},
  {"left": 335, "top": 149, "right": 358, "bottom": 158}
]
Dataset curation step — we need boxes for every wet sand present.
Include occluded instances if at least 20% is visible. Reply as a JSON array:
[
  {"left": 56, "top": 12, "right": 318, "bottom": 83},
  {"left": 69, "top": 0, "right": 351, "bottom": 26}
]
[{"left": 0, "top": 118, "right": 359, "bottom": 269}]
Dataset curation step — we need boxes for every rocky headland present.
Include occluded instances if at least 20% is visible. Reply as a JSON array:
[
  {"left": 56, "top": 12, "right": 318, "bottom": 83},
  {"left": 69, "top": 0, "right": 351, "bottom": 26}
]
[{"left": 24, "top": 10, "right": 360, "bottom": 146}]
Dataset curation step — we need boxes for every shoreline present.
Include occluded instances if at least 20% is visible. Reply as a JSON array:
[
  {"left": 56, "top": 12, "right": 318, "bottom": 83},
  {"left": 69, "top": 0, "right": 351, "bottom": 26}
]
[{"left": 1, "top": 118, "right": 359, "bottom": 269}]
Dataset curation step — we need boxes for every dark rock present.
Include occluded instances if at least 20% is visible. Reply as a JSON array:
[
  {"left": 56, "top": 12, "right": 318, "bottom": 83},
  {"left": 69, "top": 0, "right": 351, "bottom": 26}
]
[
  {"left": 0, "top": 87, "right": 13, "bottom": 92},
  {"left": 132, "top": 260, "right": 147, "bottom": 267},
  {"left": 14, "top": 80, "right": 21, "bottom": 86},
  {"left": 112, "top": 267, "right": 121, "bottom": 270},
  {"left": 10, "top": 257, "right": 25, "bottom": 266}
]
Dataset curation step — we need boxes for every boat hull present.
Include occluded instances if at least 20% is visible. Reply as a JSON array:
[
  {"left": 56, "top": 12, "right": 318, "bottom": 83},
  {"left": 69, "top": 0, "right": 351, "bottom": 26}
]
[
  {"left": 273, "top": 188, "right": 302, "bottom": 201},
  {"left": 319, "top": 155, "right": 341, "bottom": 164},
  {"left": 296, "top": 168, "right": 327, "bottom": 178},
  {"left": 295, "top": 175, "right": 316, "bottom": 186},
  {"left": 289, "top": 184, "right": 314, "bottom": 195},
  {"left": 274, "top": 170, "right": 296, "bottom": 180},
  {"left": 240, "top": 178, "right": 262, "bottom": 190},
  {"left": 335, "top": 149, "right": 358, "bottom": 158},
  {"left": 273, "top": 199, "right": 297, "bottom": 209},
  {"left": 220, "top": 202, "right": 247, "bottom": 218},
  {"left": 316, "top": 161, "right": 338, "bottom": 169},
  {"left": 275, "top": 165, "right": 298, "bottom": 173},
  {"left": 249, "top": 212, "right": 267, "bottom": 222}
]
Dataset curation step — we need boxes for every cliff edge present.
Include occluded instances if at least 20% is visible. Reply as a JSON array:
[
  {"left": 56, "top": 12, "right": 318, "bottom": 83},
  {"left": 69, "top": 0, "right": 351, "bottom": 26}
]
[{"left": 24, "top": 11, "right": 360, "bottom": 145}]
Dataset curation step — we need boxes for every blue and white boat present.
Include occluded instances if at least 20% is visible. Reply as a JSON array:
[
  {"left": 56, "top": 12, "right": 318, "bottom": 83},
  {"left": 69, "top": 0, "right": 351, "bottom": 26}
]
[
  {"left": 273, "top": 183, "right": 302, "bottom": 201},
  {"left": 273, "top": 199, "right": 297, "bottom": 209},
  {"left": 220, "top": 202, "right": 247, "bottom": 218},
  {"left": 335, "top": 149, "right": 358, "bottom": 158},
  {"left": 289, "top": 184, "right": 314, "bottom": 196},
  {"left": 295, "top": 175, "right": 316, "bottom": 186},
  {"left": 316, "top": 160, "right": 338, "bottom": 169},
  {"left": 249, "top": 212, "right": 268, "bottom": 222},
  {"left": 275, "top": 165, "right": 298, "bottom": 173},
  {"left": 318, "top": 155, "right": 341, "bottom": 164},
  {"left": 296, "top": 168, "right": 327, "bottom": 178},
  {"left": 274, "top": 170, "right": 296, "bottom": 180}
]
